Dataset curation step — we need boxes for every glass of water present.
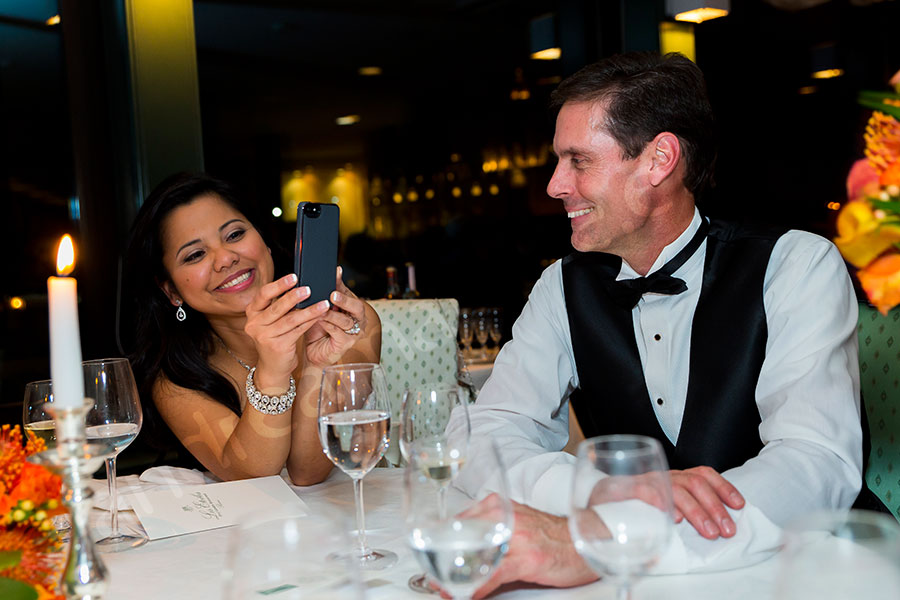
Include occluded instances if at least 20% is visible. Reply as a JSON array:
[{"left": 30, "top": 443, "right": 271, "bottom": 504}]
[
  {"left": 83, "top": 358, "right": 145, "bottom": 552},
  {"left": 224, "top": 508, "right": 364, "bottom": 600},
  {"left": 569, "top": 435, "right": 674, "bottom": 600},
  {"left": 23, "top": 379, "right": 56, "bottom": 448},
  {"left": 318, "top": 362, "right": 397, "bottom": 570},
  {"left": 404, "top": 438, "right": 513, "bottom": 600},
  {"left": 775, "top": 509, "right": 900, "bottom": 600}
]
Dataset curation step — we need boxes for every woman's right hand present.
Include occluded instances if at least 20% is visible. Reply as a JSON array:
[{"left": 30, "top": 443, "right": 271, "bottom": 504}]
[{"left": 243, "top": 273, "right": 330, "bottom": 390}]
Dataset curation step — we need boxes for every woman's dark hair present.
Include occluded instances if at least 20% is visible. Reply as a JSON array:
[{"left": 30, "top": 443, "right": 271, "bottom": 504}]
[
  {"left": 123, "top": 172, "right": 255, "bottom": 452},
  {"left": 550, "top": 51, "right": 717, "bottom": 199}
]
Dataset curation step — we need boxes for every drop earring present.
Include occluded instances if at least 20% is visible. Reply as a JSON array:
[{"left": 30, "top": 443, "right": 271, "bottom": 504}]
[{"left": 175, "top": 300, "right": 187, "bottom": 322}]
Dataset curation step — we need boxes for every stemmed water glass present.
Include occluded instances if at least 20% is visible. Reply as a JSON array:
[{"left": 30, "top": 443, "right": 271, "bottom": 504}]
[
  {"left": 400, "top": 385, "right": 471, "bottom": 593},
  {"left": 318, "top": 362, "right": 398, "bottom": 570},
  {"left": 23, "top": 379, "right": 57, "bottom": 448},
  {"left": 458, "top": 309, "right": 474, "bottom": 360},
  {"left": 569, "top": 435, "right": 674, "bottom": 600},
  {"left": 775, "top": 510, "right": 900, "bottom": 600},
  {"left": 223, "top": 508, "right": 364, "bottom": 600},
  {"left": 83, "top": 358, "right": 145, "bottom": 551},
  {"left": 404, "top": 438, "right": 513, "bottom": 600},
  {"left": 488, "top": 308, "right": 502, "bottom": 356},
  {"left": 474, "top": 308, "right": 489, "bottom": 360}
]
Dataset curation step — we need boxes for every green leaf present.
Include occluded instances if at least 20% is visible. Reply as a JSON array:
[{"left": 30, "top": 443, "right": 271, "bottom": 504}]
[
  {"left": 0, "top": 551, "right": 22, "bottom": 570},
  {"left": 0, "top": 577, "right": 38, "bottom": 600},
  {"left": 858, "top": 97, "right": 900, "bottom": 122},
  {"left": 873, "top": 200, "right": 900, "bottom": 213}
]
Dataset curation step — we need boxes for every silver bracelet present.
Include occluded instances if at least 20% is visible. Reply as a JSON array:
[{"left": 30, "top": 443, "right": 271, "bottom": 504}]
[{"left": 245, "top": 367, "right": 296, "bottom": 415}]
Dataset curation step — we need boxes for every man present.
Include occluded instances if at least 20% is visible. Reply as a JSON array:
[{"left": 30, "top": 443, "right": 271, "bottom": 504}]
[{"left": 447, "top": 52, "right": 862, "bottom": 597}]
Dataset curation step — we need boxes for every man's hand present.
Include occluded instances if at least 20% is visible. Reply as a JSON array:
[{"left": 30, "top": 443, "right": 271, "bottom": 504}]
[
  {"left": 668, "top": 466, "right": 744, "bottom": 539},
  {"left": 471, "top": 500, "right": 598, "bottom": 600}
]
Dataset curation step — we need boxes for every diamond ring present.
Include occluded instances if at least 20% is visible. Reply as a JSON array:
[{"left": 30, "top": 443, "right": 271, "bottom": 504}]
[{"left": 344, "top": 319, "right": 361, "bottom": 335}]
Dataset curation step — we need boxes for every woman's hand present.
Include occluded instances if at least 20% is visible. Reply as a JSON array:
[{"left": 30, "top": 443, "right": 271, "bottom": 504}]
[
  {"left": 305, "top": 267, "right": 369, "bottom": 367},
  {"left": 244, "top": 273, "right": 330, "bottom": 389}
]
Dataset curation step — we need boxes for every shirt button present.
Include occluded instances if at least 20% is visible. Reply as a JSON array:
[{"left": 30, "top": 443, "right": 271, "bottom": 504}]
[
  {"left": 656, "top": 398, "right": 664, "bottom": 405},
  {"left": 654, "top": 334, "right": 661, "bottom": 341}
]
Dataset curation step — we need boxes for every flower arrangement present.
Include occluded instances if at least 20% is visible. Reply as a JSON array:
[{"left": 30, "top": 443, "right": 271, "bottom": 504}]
[
  {"left": 834, "top": 73, "right": 900, "bottom": 314},
  {"left": 0, "top": 425, "right": 65, "bottom": 600}
]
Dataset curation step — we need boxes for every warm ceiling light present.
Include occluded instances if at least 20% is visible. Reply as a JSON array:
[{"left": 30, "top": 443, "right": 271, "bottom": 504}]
[
  {"left": 9, "top": 297, "right": 25, "bottom": 310},
  {"left": 46, "top": 15, "right": 60, "bottom": 26},
  {"left": 667, "top": 0, "right": 729, "bottom": 23},
  {"left": 812, "top": 69, "right": 844, "bottom": 80},
  {"left": 531, "top": 48, "right": 561, "bottom": 60},
  {"left": 358, "top": 66, "right": 382, "bottom": 76},
  {"left": 674, "top": 8, "right": 728, "bottom": 22},
  {"left": 335, "top": 115, "right": 360, "bottom": 126}
]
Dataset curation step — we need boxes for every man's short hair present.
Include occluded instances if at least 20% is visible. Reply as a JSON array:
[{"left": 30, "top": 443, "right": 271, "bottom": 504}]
[{"left": 550, "top": 52, "right": 716, "bottom": 199}]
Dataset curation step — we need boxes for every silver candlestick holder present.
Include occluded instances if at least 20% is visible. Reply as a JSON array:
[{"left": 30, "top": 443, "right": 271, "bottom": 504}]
[{"left": 28, "top": 399, "right": 116, "bottom": 600}]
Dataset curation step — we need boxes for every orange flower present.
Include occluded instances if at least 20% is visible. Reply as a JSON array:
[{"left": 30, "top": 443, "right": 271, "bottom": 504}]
[
  {"left": 865, "top": 112, "right": 900, "bottom": 174},
  {"left": 0, "top": 526, "right": 64, "bottom": 592},
  {"left": 834, "top": 200, "right": 900, "bottom": 267},
  {"left": 0, "top": 425, "right": 27, "bottom": 496},
  {"left": 5, "top": 464, "right": 63, "bottom": 512},
  {"left": 879, "top": 160, "right": 900, "bottom": 187},
  {"left": 858, "top": 254, "right": 900, "bottom": 315}
]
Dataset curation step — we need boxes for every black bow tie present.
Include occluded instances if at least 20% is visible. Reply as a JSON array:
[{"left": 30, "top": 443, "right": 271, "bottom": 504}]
[{"left": 606, "top": 220, "right": 709, "bottom": 310}]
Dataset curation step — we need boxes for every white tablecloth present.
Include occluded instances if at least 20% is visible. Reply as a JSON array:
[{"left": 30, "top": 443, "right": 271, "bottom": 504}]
[{"left": 90, "top": 468, "right": 784, "bottom": 600}]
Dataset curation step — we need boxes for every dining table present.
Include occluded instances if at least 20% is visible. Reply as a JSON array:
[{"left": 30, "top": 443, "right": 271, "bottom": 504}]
[{"left": 89, "top": 467, "right": 789, "bottom": 600}]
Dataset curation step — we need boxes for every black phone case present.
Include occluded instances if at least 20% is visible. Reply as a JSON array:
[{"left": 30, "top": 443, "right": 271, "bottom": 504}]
[{"left": 294, "top": 202, "right": 339, "bottom": 309}]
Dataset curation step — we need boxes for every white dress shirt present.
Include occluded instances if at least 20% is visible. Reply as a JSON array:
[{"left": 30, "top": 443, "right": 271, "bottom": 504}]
[{"left": 448, "top": 208, "right": 863, "bottom": 572}]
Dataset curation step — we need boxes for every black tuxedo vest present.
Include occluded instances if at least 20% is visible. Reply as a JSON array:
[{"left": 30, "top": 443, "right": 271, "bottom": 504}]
[{"left": 561, "top": 220, "right": 786, "bottom": 471}]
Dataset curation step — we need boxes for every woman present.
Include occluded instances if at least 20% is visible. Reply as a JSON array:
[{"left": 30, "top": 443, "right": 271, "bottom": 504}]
[{"left": 124, "top": 172, "right": 380, "bottom": 484}]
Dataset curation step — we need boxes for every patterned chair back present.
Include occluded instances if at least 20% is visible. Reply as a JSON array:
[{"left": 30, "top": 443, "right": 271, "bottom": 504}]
[
  {"left": 858, "top": 303, "right": 900, "bottom": 521},
  {"left": 370, "top": 298, "right": 460, "bottom": 465}
]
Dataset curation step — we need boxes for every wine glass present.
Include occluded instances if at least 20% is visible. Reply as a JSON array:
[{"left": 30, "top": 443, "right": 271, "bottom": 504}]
[
  {"left": 488, "top": 308, "right": 502, "bottom": 356},
  {"left": 458, "top": 309, "right": 474, "bottom": 360},
  {"left": 404, "top": 438, "right": 513, "bottom": 600},
  {"left": 401, "top": 385, "right": 472, "bottom": 593},
  {"left": 83, "top": 358, "right": 145, "bottom": 552},
  {"left": 223, "top": 508, "right": 364, "bottom": 600},
  {"left": 775, "top": 510, "right": 900, "bottom": 600},
  {"left": 318, "top": 362, "right": 398, "bottom": 570},
  {"left": 474, "top": 308, "right": 489, "bottom": 360},
  {"left": 23, "top": 379, "right": 57, "bottom": 448},
  {"left": 569, "top": 435, "right": 674, "bottom": 600}
]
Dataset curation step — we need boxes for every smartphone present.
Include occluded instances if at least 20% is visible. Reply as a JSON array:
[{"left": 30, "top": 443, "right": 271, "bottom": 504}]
[{"left": 294, "top": 202, "right": 339, "bottom": 309}]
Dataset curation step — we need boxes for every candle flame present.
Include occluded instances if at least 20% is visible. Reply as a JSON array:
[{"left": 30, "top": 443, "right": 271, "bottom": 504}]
[{"left": 56, "top": 235, "right": 75, "bottom": 275}]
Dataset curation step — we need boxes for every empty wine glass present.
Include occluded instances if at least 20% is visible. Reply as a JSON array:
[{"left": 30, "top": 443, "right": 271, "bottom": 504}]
[
  {"left": 223, "top": 508, "right": 364, "bottom": 600},
  {"left": 775, "top": 509, "right": 900, "bottom": 600},
  {"left": 488, "top": 308, "right": 502, "bottom": 356},
  {"left": 401, "top": 385, "right": 471, "bottom": 593},
  {"left": 458, "top": 309, "right": 474, "bottom": 360},
  {"left": 569, "top": 435, "right": 674, "bottom": 600},
  {"left": 404, "top": 438, "right": 513, "bottom": 600},
  {"left": 474, "top": 309, "right": 489, "bottom": 360},
  {"left": 23, "top": 379, "right": 57, "bottom": 448},
  {"left": 318, "top": 362, "right": 397, "bottom": 570},
  {"left": 83, "top": 358, "right": 145, "bottom": 552}
]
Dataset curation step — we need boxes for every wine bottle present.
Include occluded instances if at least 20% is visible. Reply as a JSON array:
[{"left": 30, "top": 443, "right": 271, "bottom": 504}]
[
  {"left": 385, "top": 266, "right": 401, "bottom": 299},
  {"left": 403, "top": 262, "right": 421, "bottom": 299}
]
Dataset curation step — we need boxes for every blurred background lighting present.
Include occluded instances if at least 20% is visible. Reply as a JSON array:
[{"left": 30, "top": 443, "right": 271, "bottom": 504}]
[
  {"left": 46, "top": 15, "right": 60, "bottom": 26},
  {"left": 530, "top": 48, "right": 561, "bottom": 60},
  {"left": 336, "top": 114, "right": 360, "bottom": 125},
  {"left": 812, "top": 69, "right": 844, "bottom": 79},
  {"left": 358, "top": 66, "right": 382, "bottom": 76},
  {"left": 271, "top": 206, "right": 282, "bottom": 217},
  {"left": 9, "top": 297, "right": 25, "bottom": 310}
]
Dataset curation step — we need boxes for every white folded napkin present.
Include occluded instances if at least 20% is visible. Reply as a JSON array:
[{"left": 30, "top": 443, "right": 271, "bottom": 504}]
[{"left": 92, "top": 467, "right": 218, "bottom": 511}]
